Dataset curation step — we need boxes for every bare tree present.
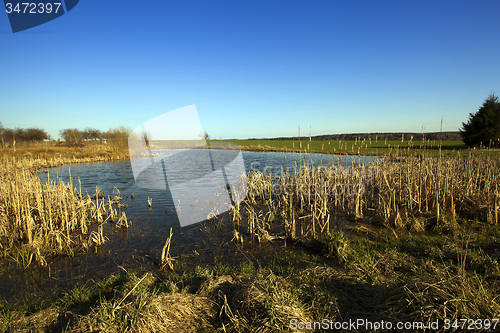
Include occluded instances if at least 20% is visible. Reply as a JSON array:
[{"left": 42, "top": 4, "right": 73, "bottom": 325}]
[
  {"left": 199, "top": 131, "right": 210, "bottom": 140},
  {"left": 107, "top": 126, "right": 132, "bottom": 149},
  {"left": 59, "top": 128, "right": 83, "bottom": 146}
]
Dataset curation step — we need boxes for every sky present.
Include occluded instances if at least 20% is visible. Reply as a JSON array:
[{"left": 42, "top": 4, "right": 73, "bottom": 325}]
[{"left": 1, "top": 0, "right": 499, "bottom": 140}]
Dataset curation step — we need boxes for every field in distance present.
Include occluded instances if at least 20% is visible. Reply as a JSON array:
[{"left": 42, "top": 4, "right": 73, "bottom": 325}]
[{"left": 214, "top": 139, "right": 466, "bottom": 156}]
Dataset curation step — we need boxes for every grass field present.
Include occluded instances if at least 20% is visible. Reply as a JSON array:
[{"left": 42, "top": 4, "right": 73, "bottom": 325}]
[
  {"left": 215, "top": 138, "right": 467, "bottom": 157},
  {"left": 0, "top": 138, "right": 471, "bottom": 158}
]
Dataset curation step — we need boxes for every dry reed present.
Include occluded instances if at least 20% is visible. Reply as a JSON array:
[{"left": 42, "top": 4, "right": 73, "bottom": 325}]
[
  {"left": 0, "top": 155, "right": 128, "bottom": 267},
  {"left": 231, "top": 151, "right": 500, "bottom": 243},
  {"left": 160, "top": 227, "right": 174, "bottom": 270}
]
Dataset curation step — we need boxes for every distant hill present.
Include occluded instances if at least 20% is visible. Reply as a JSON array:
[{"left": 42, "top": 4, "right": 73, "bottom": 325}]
[{"left": 249, "top": 131, "right": 462, "bottom": 142}]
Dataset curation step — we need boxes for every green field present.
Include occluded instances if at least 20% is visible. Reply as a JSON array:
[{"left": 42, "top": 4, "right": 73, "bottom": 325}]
[
  {"left": 2, "top": 137, "right": 468, "bottom": 158},
  {"left": 213, "top": 139, "right": 466, "bottom": 157}
]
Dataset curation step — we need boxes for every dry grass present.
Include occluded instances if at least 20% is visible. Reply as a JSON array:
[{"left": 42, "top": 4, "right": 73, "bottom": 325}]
[
  {"left": 0, "top": 155, "right": 128, "bottom": 267},
  {"left": 0, "top": 141, "right": 129, "bottom": 161},
  {"left": 0, "top": 269, "right": 311, "bottom": 332},
  {"left": 1, "top": 225, "right": 499, "bottom": 332},
  {"left": 231, "top": 152, "right": 500, "bottom": 244},
  {"left": 197, "top": 272, "right": 312, "bottom": 332},
  {"left": 69, "top": 271, "right": 312, "bottom": 333},
  {"left": 159, "top": 228, "right": 174, "bottom": 271},
  {"left": 402, "top": 267, "right": 500, "bottom": 321},
  {"left": 1, "top": 140, "right": 499, "bottom": 331}
]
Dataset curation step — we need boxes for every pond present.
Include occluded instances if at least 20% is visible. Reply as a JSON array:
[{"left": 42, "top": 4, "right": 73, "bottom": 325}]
[{"left": 0, "top": 151, "right": 378, "bottom": 305}]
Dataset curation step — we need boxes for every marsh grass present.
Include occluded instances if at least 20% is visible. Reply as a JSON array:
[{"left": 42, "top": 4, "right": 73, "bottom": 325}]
[
  {"left": 323, "top": 230, "right": 349, "bottom": 261},
  {"left": 232, "top": 151, "right": 500, "bottom": 246},
  {"left": 1, "top": 137, "right": 499, "bottom": 331},
  {"left": 0, "top": 156, "right": 128, "bottom": 268}
]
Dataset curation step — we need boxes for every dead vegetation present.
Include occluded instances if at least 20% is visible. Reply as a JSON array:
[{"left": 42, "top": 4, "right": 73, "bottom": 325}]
[
  {"left": 230, "top": 152, "right": 500, "bottom": 245},
  {"left": 1, "top": 142, "right": 499, "bottom": 332},
  {"left": 0, "top": 155, "right": 129, "bottom": 268},
  {"left": 3, "top": 230, "right": 498, "bottom": 332},
  {"left": 0, "top": 269, "right": 314, "bottom": 333}
]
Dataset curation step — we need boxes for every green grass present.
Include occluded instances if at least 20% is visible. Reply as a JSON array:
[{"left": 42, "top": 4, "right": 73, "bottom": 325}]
[{"left": 213, "top": 139, "right": 467, "bottom": 157}]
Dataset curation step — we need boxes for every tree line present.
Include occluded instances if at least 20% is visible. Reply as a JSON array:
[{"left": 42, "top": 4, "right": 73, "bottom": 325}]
[
  {"left": 0, "top": 122, "right": 132, "bottom": 149},
  {"left": 258, "top": 131, "right": 463, "bottom": 142},
  {"left": 58, "top": 126, "right": 131, "bottom": 147},
  {"left": 0, "top": 123, "right": 49, "bottom": 146}
]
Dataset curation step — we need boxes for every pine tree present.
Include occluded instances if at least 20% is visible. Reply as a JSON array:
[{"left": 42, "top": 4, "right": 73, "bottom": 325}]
[{"left": 460, "top": 93, "right": 500, "bottom": 147}]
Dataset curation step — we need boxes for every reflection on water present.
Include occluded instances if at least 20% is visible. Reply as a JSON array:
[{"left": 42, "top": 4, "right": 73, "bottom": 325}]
[
  {"left": 132, "top": 148, "right": 247, "bottom": 227},
  {"left": 0, "top": 151, "right": 378, "bottom": 305}
]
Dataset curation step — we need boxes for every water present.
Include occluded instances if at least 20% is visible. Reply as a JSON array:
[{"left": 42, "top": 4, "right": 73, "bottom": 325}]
[
  {"left": 37, "top": 151, "right": 373, "bottom": 228},
  {"left": 0, "top": 151, "right": 378, "bottom": 305}
]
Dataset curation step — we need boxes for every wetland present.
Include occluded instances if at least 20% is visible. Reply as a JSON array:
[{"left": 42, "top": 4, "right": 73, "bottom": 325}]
[{"left": 0, "top": 144, "right": 499, "bottom": 332}]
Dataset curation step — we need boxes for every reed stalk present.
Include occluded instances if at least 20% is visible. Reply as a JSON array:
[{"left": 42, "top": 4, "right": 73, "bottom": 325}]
[
  {"left": 160, "top": 228, "right": 174, "bottom": 271},
  {"left": 234, "top": 151, "right": 500, "bottom": 244},
  {"left": 0, "top": 155, "right": 128, "bottom": 267}
]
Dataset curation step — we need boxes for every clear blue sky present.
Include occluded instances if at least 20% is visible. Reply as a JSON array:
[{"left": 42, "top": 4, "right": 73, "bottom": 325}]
[{"left": 1, "top": 0, "right": 499, "bottom": 140}]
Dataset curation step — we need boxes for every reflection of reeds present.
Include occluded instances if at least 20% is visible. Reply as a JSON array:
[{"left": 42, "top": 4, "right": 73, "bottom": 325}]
[{"left": 0, "top": 156, "right": 128, "bottom": 267}]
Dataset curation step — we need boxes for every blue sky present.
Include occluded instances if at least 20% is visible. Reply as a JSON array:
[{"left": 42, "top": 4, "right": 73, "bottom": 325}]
[{"left": 1, "top": 0, "right": 499, "bottom": 140}]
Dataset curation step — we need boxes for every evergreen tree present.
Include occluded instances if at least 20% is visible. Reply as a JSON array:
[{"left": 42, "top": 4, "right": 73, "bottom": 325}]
[{"left": 460, "top": 93, "right": 500, "bottom": 147}]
